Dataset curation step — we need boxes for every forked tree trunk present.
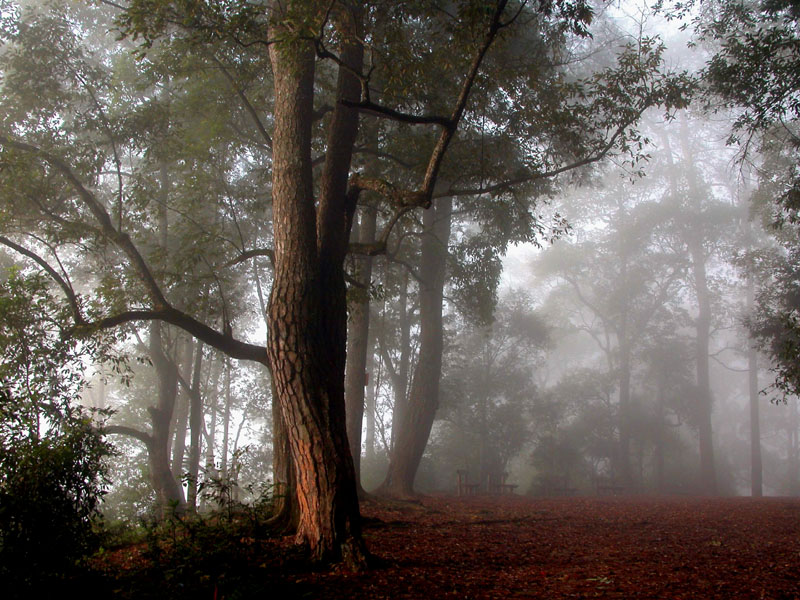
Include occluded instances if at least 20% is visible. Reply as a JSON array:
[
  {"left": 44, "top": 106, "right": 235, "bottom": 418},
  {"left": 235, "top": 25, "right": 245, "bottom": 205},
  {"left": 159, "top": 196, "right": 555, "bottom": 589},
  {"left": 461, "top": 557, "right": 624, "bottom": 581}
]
[
  {"left": 380, "top": 198, "right": 452, "bottom": 497},
  {"left": 267, "top": 7, "right": 367, "bottom": 565}
]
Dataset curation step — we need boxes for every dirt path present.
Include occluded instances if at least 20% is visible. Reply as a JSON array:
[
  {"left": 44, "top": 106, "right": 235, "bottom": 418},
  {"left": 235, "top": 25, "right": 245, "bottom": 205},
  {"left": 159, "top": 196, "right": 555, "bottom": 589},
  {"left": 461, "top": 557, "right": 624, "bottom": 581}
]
[{"left": 298, "top": 495, "right": 800, "bottom": 599}]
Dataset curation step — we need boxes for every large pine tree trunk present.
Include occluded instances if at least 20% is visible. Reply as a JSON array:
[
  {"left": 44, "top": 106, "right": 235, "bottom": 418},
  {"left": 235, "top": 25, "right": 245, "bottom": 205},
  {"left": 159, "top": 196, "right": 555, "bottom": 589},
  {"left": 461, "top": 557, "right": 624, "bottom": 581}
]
[
  {"left": 267, "top": 6, "right": 367, "bottom": 565},
  {"left": 380, "top": 198, "right": 452, "bottom": 497}
]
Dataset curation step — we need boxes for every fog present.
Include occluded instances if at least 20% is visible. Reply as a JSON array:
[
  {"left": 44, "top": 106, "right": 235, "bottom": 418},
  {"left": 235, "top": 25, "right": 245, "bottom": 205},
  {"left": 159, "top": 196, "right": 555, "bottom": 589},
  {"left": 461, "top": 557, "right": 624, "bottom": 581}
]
[{"left": 1, "top": 0, "right": 799, "bottom": 592}]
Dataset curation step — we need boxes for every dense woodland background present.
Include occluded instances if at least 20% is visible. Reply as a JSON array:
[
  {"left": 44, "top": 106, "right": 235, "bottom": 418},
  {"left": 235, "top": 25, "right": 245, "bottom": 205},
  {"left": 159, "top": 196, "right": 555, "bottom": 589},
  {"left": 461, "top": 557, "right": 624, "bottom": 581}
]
[{"left": 1, "top": 0, "right": 800, "bottom": 594}]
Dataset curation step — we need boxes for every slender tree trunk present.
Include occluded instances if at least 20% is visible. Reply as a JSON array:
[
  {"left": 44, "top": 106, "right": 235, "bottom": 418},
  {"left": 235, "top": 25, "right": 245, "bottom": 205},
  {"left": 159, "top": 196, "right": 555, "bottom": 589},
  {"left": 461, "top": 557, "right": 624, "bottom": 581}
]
[
  {"left": 790, "top": 397, "right": 800, "bottom": 495},
  {"left": 688, "top": 234, "right": 717, "bottom": 495},
  {"left": 744, "top": 216, "right": 763, "bottom": 497},
  {"left": 345, "top": 204, "right": 377, "bottom": 491},
  {"left": 267, "top": 6, "right": 367, "bottom": 565},
  {"left": 187, "top": 341, "right": 205, "bottom": 510},
  {"left": 221, "top": 357, "right": 232, "bottom": 480},
  {"left": 615, "top": 202, "right": 633, "bottom": 488},
  {"left": 364, "top": 304, "right": 378, "bottom": 462},
  {"left": 746, "top": 272, "right": 762, "bottom": 497},
  {"left": 148, "top": 321, "right": 186, "bottom": 515},
  {"left": 618, "top": 336, "right": 633, "bottom": 487},
  {"left": 655, "top": 374, "right": 666, "bottom": 493},
  {"left": 146, "top": 151, "right": 185, "bottom": 514},
  {"left": 206, "top": 367, "right": 218, "bottom": 476},
  {"left": 389, "top": 268, "right": 412, "bottom": 452},
  {"left": 380, "top": 197, "right": 452, "bottom": 497},
  {"left": 171, "top": 335, "right": 193, "bottom": 481}
]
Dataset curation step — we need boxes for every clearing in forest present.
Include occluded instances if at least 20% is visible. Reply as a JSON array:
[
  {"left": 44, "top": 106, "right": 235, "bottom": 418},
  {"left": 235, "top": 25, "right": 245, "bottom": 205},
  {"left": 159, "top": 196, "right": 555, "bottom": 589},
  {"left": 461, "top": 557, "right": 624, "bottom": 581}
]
[{"left": 302, "top": 495, "right": 800, "bottom": 599}]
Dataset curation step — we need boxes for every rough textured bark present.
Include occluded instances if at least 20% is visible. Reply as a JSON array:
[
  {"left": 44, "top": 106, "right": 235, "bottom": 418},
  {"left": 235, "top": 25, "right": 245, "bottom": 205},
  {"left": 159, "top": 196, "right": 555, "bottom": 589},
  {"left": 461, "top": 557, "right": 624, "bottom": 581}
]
[
  {"left": 380, "top": 197, "right": 452, "bottom": 497},
  {"left": 266, "top": 4, "right": 367, "bottom": 565},
  {"left": 345, "top": 205, "right": 377, "bottom": 491},
  {"left": 270, "top": 377, "right": 299, "bottom": 532}
]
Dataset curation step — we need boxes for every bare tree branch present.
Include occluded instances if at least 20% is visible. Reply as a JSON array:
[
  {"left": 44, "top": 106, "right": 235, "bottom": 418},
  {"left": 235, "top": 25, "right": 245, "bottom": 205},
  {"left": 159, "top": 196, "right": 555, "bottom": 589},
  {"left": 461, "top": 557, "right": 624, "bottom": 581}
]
[
  {"left": 210, "top": 54, "right": 273, "bottom": 149},
  {"left": 0, "top": 135, "right": 170, "bottom": 309},
  {"left": 227, "top": 247, "right": 275, "bottom": 268},
  {"left": 84, "top": 308, "right": 268, "bottom": 363},
  {"left": 104, "top": 424, "right": 154, "bottom": 447},
  {"left": 340, "top": 98, "right": 454, "bottom": 128},
  {"left": 0, "top": 135, "right": 270, "bottom": 365}
]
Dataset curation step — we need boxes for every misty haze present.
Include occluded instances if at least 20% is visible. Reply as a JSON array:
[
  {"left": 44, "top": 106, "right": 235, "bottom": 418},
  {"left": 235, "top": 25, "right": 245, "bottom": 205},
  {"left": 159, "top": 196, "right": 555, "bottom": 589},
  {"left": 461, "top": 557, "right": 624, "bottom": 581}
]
[{"left": 1, "top": 0, "right": 799, "bottom": 598}]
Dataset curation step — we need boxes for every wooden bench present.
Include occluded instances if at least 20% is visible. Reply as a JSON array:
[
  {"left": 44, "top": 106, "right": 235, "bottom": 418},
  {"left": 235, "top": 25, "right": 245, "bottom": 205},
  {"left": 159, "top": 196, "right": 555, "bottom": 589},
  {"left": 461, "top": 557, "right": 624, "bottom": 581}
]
[
  {"left": 457, "top": 470, "right": 481, "bottom": 496},
  {"left": 547, "top": 486, "right": 578, "bottom": 497},
  {"left": 536, "top": 475, "right": 577, "bottom": 497},
  {"left": 488, "top": 472, "right": 518, "bottom": 495},
  {"left": 596, "top": 483, "right": 627, "bottom": 496}
]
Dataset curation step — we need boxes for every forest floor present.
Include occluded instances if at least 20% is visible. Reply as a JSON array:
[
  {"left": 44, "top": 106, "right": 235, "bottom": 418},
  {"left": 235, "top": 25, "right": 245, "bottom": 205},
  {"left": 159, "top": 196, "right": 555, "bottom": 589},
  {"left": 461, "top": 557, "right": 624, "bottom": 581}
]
[
  {"left": 304, "top": 495, "right": 800, "bottom": 599},
  {"left": 95, "top": 495, "right": 800, "bottom": 599}
]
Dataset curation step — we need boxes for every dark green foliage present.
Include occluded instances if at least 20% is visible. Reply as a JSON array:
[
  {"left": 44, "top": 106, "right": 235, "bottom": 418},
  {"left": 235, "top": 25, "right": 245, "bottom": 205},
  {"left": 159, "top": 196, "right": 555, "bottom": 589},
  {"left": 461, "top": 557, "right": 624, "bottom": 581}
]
[
  {"left": 0, "top": 418, "right": 111, "bottom": 594},
  {"left": 697, "top": 0, "right": 800, "bottom": 139},
  {"left": 0, "top": 270, "right": 119, "bottom": 594},
  {"left": 747, "top": 243, "right": 800, "bottom": 398},
  {"left": 692, "top": 0, "right": 800, "bottom": 397}
]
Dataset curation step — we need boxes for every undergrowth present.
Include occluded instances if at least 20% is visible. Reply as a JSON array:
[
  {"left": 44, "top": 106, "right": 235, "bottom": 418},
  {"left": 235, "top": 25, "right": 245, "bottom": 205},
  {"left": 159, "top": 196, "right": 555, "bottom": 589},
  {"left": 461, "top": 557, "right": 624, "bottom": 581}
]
[{"left": 90, "top": 480, "right": 310, "bottom": 599}]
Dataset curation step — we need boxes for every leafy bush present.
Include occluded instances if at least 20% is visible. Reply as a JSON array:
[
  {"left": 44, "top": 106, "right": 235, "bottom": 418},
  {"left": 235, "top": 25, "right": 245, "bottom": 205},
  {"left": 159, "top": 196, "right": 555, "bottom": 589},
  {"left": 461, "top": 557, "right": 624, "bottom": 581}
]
[
  {"left": 0, "top": 415, "right": 111, "bottom": 593},
  {"left": 0, "top": 270, "right": 118, "bottom": 594}
]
